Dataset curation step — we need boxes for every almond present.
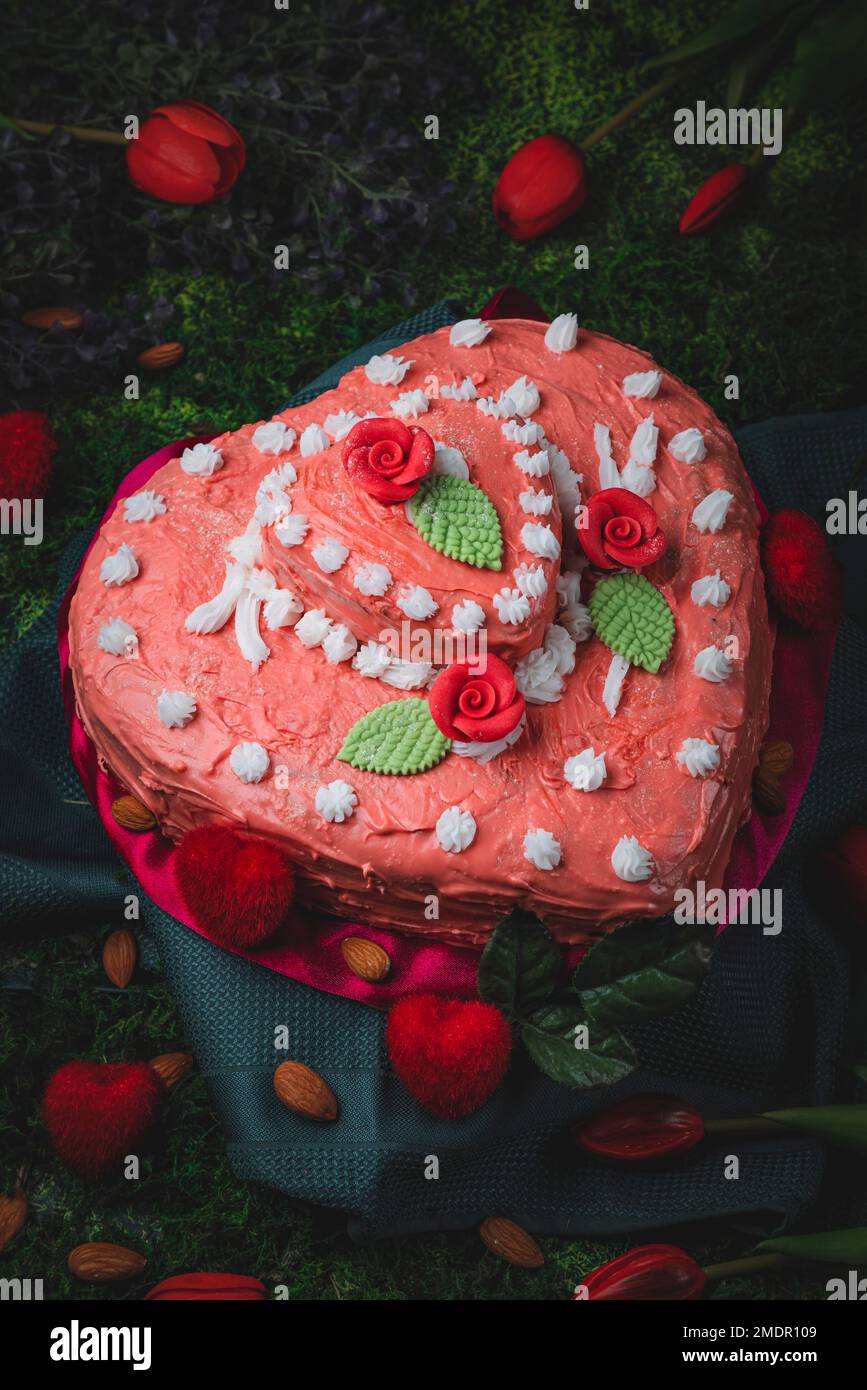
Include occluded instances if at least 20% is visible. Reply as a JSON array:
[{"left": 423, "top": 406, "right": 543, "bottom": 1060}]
[
  {"left": 479, "top": 1216, "right": 545, "bottom": 1269},
  {"left": 21, "top": 306, "right": 83, "bottom": 331},
  {"left": 102, "top": 928, "right": 137, "bottom": 988},
  {"left": 111, "top": 794, "right": 157, "bottom": 831},
  {"left": 68, "top": 1241, "right": 147, "bottom": 1283},
  {"left": 273, "top": 1061, "right": 338, "bottom": 1122},
  {"left": 137, "top": 341, "right": 185, "bottom": 371},
  {"left": 760, "top": 740, "right": 794, "bottom": 777},
  {"left": 149, "top": 1052, "right": 194, "bottom": 1090},
  {"left": 753, "top": 765, "right": 786, "bottom": 816},
  {"left": 341, "top": 935, "right": 390, "bottom": 983},
  {"left": 0, "top": 1183, "right": 27, "bottom": 1253}
]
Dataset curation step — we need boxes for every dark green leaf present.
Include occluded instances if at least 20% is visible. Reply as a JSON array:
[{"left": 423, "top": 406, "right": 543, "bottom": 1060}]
[
  {"left": 521, "top": 1003, "right": 636, "bottom": 1089},
  {"left": 726, "top": 2, "right": 819, "bottom": 106},
  {"left": 761, "top": 1105, "right": 867, "bottom": 1156},
  {"left": 645, "top": 0, "right": 797, "bottom": 72},
  {"left": 851, "top": 1063, "right": 867, "bottom": 1084},
  {"left": 477, "top": 910, "right": 562, "bottom": 1021},
  {"left": 757, "top": 1227, "right": 867, "bottom": 1265},
  {"left": 573, "top": 918, "right": 713, "bottom": 1030},
  {"left": 787, "top": 0, "right": 867, "bottom": 112}
]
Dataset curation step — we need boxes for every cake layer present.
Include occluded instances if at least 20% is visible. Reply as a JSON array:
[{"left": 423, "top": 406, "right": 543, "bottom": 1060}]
[{"left": 68, "top": 319, "right": 773, "bottom": 948}]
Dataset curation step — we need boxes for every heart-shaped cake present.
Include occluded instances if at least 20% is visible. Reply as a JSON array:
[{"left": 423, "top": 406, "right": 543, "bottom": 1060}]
[{"left": 68, "top": 316, "right": 772, "bottom": 947}]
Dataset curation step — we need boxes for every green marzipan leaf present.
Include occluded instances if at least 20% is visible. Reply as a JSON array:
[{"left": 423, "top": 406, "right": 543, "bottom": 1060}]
[
  {"left": 573, "top": 918, "right": 713, "bottom": 1031},
  {"left": 477, "top": 910, "right": 562, "bottom": 1021},
  {"left": 757, "top": 1228, "right": 867, "bottom": 1266},
  {"left": 521, "top": 1003, "right": 636, "bottom": 1089},
  {"left": 337, "top": 698, "right": 451, "bottom": 775},
  {"left": 588, "top": 572, "right": 675, "bottom": 674},
  {"left": 408, "top": 475, "right": 503, "bottom": 570}
]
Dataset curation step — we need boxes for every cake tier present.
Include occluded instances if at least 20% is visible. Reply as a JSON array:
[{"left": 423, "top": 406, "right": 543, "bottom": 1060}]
[{"left": 68, "top": 318, "right": 773, "bottom": 947}]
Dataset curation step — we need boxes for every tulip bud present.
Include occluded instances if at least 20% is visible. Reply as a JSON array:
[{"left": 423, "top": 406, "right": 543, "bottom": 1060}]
[
  {"left": 492, "top": 134, "right": 588, "bottom": 242},
  {"left": 679, "top": 164, "right": 750, "bottom": 236},
  {"left": 575, "top": 1093, "right": 704, "bottom": 1161},
  {"left": 126, "top": 100, "right": 245, "bottom": 205},
  {"left": 575, "top": 1243, "right": 706, "bottom": 1301}
]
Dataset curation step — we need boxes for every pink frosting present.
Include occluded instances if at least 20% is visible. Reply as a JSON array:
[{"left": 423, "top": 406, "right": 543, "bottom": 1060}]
[{"left": 67, "top": 320, "right": 775, "bottom": 948}]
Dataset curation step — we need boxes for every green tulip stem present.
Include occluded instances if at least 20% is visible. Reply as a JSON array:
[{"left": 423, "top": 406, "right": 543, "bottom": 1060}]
[
  {"left": 2, "top": 116, "right": 127, "bottom": 145},
  {"left": 703, "top": 1116, "right": 787, "bottom": 1139},
  {"left": 702, "top": 1252, "right": 789, "bottom": 1284},
  {"left": 580, "top": 71, "right": 684, "bottom": 152}
]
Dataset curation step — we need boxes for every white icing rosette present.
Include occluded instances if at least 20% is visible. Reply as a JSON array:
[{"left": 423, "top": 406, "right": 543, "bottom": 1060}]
[
  {"left": 252, "top": 420, "right": 295, "bottom": 455},
  {"left": 229, "top": 741, "right": 270, "bottom": 783},
  {"left": 157, "top": 689, "right": 196, "bottom": 729},
  {"left": 124, "top": 490, "right": 166, "bottom": 523},
  {"left": 180, "top": 442, "right": 223, "bottom": 476},
  {"left": 316, "top": 779, "right": 357, "bottom": 823},
  {"left": 435, "top": 806, "right": 477, "bottom": 853},
  {"left": 100, "top": 543, "right": 139, "bottom": 587},
  {"left": 449, "top": 318, "right": 491, "bottom": 348},
  {"left": 524, "top": 828, "right": 562, "bottom": 871},
  {"left": 544, "top": 313, "right": 579, "bottom": 354},
  {"left": 564, "top": 748, "right": 607, "bottom": 792},
  {"left": 365, "top": 353, "right": 412, "bottom": 385},
  {"left": 611, "top": 835, "right": 653, "bottom": 882}
]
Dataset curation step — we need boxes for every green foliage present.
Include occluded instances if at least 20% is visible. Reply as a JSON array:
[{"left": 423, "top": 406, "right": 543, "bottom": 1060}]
[
  {"left": 588, "top": 573, "right": 676, "bottom": 673},
  {"left": 408, "top": 476, "right": 503, "bottom": 570},
  {"left": 337, "top": 699, "right": 451, "bottom": 775},
  {"left": 477, "top": 912, "right": 711, "bottom": 1089}
]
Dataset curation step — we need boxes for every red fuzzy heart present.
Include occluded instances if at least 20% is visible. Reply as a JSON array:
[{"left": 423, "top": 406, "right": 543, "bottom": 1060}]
[
  {"left": 762, "top": 509, "right": 841, "bottom": 630},
  {"left": 43, "top": 1060, "right": 165, "bottom": 1179},
  {"left": 0, "top": 409, "right": 57, "bottom": 497},
  {"left": 386, "top": 994, "right": 512, "bottom": 1119},
  {"left": 175, "top": 824, "right": 296, "bottom": 950}
]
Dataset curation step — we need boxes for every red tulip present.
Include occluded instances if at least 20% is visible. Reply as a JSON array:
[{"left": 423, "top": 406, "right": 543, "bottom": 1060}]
[
  {"left": 126, "top": 100, "right": 245, "bottom": 205},
  {"left": 492, "top": 134, "right": 588, "bottom": 241},
  {"left": 574, "top": 1244, "right": 706, "bottom": 1301},
  {"left": 575, "top": 1094, "right": 704, "bottom": 1161},
  {"left": 679, "top": 164, "right": 750, "bottom": 235}
]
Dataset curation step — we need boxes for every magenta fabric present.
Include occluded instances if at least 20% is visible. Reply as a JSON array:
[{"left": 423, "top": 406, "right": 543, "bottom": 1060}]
[{"left": 57, "top": 355, "right": 838, "bottom": 1008}]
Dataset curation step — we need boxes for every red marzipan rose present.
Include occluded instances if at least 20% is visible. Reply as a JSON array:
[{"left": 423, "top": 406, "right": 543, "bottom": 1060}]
[
  {"left": 578, "top": 487, "right": 666, "bottom": 570},
  {"left": 43, "top": 1060, "right": 165, "bottom": 1179},
  {"left": 679, "top": 164, "right": 750, "bottom": 236},
  {"left": 429, "top": 653, "right": 525, "bottom": 743},
  {"left": 492, "top": 133, "right": 588, "bottom": 241},
  {"left": 341, "top": 417, "right": 434, "bottom": 504},
  {"left": 126, "top": 100, "right": 245, "bottom": 205},
  {"left": 574, "top": 1244, "right": 706, "bottom": 1301}
]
